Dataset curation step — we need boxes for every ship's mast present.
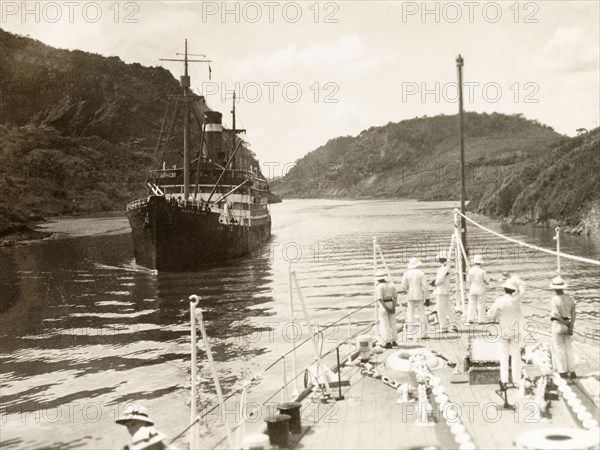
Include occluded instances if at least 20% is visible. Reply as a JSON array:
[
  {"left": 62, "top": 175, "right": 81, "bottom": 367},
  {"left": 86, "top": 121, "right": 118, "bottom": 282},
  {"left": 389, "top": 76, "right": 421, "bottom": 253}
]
[
  {"left": 456, "top": 54, "right": 468, "bottom": 267},
  {"left": 227, "top": 89, "right": 246, "bottom": 171},
  {"left": 160, "top": 40, "right": 211, "bottom": 200},
  {"left": 183, "top": 40, "right": 190, "bottom": 200}
]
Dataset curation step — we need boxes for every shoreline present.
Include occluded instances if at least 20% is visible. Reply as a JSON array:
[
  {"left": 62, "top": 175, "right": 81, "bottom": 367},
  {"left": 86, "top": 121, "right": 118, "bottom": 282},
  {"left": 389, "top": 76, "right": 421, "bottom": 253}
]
[
  {"left": 1, "top": 199, "right": 598, "bottom": 248},
  {"left": 276, "top": 195, "right": 599, "bottom": 238},
  {"left": 0, "top": 211, "right": 128, "bottom": 247},
  {"left": 0, "top": 226, "right": 53, "bottom": 247}
]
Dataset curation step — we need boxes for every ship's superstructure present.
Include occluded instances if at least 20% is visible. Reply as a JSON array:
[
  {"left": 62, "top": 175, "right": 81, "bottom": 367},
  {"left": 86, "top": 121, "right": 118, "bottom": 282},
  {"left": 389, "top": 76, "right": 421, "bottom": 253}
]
[{"left": 126, "top": 40, "right": 275, "bottom": 271}]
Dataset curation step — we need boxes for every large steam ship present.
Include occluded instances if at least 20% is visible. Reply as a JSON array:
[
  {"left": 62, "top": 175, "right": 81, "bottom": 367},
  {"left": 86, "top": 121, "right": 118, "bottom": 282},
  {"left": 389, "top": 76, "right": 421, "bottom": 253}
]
[{"left": 126, "top": 41, "right": 278, "bottom": 271}]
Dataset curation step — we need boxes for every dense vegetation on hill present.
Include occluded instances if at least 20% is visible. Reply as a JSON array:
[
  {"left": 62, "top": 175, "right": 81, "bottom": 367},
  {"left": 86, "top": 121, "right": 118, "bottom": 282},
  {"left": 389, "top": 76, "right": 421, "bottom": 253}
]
[
  {"left": 471, "top": 128, "right": 600, "bottom": 233},
  {"left": 274, "top": 113, "right": 600, "bottom": 234},
  {"left": 273, "top": 112, "right": 563, "bottom": 199},
  {"left": 0, "top": 30, "right": 259, "bottom": 241}
]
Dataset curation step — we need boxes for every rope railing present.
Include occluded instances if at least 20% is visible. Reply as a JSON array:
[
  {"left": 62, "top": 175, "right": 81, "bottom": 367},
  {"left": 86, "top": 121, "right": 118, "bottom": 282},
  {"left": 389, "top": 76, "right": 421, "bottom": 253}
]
[
  {"left": 172, "top": 298, "right": 376, "bottom": 446},
  {"left": 179, "top": 215, "right": 599, "bottom": 448},
  {"left": 454, "top": 209, "right": 600, "bottom": 266},
  {"left": 207, "top": 321, "right": 375, "bottom": 449}
]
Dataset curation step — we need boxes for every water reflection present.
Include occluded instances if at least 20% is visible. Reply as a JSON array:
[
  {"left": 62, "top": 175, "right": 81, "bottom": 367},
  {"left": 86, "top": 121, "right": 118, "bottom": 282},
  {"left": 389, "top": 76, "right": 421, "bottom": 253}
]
[{"left": 0, "top": 200, "right": 598, "bottom": 449}]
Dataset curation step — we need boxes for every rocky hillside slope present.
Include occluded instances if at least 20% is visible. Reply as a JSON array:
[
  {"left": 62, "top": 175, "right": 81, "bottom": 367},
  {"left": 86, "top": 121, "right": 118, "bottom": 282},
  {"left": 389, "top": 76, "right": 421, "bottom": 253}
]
[
  {"left": 471, "top": 128, "right": 600, "bottom": 233},
  {"left": 0, "top": 30, "right": 259, "bottom": 241},
  {"left": 273, "top": 112, "right": 564, "bottom": 200},
  {"left": 274, "top": 112, "right": 599, "bottom": 234}
]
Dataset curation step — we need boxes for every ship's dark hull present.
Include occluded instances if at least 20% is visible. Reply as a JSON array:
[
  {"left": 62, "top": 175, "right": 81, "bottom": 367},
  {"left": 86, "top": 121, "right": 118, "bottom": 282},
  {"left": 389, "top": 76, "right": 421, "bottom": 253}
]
[{"left": 126, "top": 196, "right": 271, "bottom": 271}]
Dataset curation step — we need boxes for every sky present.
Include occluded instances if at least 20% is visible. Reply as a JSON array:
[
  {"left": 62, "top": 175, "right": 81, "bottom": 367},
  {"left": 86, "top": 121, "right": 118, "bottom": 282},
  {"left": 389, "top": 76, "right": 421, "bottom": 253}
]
[{"left": 1, "top": 1, "right": 599, "bottom": 173}]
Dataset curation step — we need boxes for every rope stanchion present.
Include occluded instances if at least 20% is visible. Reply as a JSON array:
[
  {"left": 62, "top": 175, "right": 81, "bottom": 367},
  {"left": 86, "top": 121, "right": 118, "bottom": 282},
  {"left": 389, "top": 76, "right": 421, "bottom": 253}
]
[
  {"left": 373, "top": 237, "right": 379, "bottom": 340},
  {"left": 454, "top": 209, "right": 600, "bottom": 267}
]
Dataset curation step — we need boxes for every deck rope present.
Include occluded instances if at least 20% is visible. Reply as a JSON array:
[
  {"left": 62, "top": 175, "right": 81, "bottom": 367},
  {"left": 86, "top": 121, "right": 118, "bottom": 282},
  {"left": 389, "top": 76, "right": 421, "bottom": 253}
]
[{"left": 454, "top": 209, "right": 600, "bottom": 266}]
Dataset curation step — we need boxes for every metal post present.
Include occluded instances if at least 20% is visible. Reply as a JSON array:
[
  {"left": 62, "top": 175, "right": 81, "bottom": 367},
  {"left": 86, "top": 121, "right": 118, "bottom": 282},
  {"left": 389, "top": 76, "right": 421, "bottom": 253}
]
[
  {"left": 346, "top": 316, "right": 353, "bottom": 365},
  {"left": 373, "top": 237, "right": 378, "bottom": 338},
  {"left": 288, "top": 263, "right": 299, "bottom": 397},
  {"left": 236, "top": 386, "right": 248, "bottom": 448},
  {"left": 189, "top": 296, "right": 199, "bottom": 450},
  {"left": 376, "top": 243, "right": 394, "bottom": 282},
  {"left": 453, "top": 213, "right": 467, "bottom": 315},
  {"left": 555, "top": 227, "right": 561, "bottom": 275},
  {"left": 195, "top": 305, "right": 234, "bottom": 448},
  {"left": 456, "top": 55, "right": 468, "bottom": 274},
  {"left": 281, "top": 356, "right": 289, "bottom": 403},
  {"left": 291, "top": 271, "right": 332, "bottom": 394},
  {"left": 447, "top": 234, "right": 456, "bottom": 310},
  {"left": 335, "top": 346, "right": 344, "bottom": 400}
]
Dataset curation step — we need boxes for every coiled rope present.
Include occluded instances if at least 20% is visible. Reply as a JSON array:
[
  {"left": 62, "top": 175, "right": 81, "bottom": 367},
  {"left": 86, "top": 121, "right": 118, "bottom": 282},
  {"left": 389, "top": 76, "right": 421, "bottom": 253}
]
[{"left": 454, "top": 209, "right": 600, "bottom": 266}]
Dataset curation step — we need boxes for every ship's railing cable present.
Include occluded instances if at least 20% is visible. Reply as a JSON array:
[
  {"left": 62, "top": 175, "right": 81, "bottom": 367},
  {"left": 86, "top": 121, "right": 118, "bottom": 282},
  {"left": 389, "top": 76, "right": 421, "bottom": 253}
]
[
  {"left": 454, "top": 209, "right": 600, "bottom": 266},
  {"left": 210, "top": 321, "right": 375, "bottom": 449},
  {"left": 170, "top": 299, "right": 376, "bottom": 446}
]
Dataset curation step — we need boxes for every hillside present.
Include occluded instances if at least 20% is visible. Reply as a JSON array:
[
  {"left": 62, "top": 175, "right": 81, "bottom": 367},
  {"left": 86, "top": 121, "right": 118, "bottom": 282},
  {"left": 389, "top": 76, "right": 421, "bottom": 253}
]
[
  {"left": 0, "top": 30, "right": 260, "bottom": 242},
  {"left": 471, "top": 128, "right": 600, "bottom": 234},
  {"left": 273, "top": 112, "right": 564, "bottom": 200},
  {"left": 274, "top": 113, "right": 600, "bottom": 234}
]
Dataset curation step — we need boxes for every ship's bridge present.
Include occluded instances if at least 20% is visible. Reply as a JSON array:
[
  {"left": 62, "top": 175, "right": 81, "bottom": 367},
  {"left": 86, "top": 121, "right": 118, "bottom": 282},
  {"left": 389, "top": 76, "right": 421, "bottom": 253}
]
[{"left": 148, "top": 163, "right": 269, "bottom": 191}]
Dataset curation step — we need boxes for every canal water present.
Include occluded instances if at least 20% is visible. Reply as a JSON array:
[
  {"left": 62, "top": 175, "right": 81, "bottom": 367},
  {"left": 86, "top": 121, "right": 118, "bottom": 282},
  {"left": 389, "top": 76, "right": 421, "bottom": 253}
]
[{"left": 1, "top": 199, "right": 598, "bottom": 449}]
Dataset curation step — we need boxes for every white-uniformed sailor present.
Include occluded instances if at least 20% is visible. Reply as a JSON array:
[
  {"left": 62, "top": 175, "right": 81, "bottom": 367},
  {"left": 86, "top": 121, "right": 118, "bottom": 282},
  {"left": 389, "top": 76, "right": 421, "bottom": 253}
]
[
  {"left": 432, "top": 250, "right": 458, "bottom": 332},
  {"left": 549, "top": 276, "right": 577, "bottom": 379},
  {"left": 375, "top": 270, "right": 398, "bottom": 348},
  {"left": 488, "top": 278, "right": 523, "bottom": 387},
  {"left": 466, "top": 254, "right": 489, "bottom": 324},
  {"left": 115, "top": 404, "right": 175, "bottom": 450},
  {"left": 399, "top": 258, "right": 429, "bottom": 340}
]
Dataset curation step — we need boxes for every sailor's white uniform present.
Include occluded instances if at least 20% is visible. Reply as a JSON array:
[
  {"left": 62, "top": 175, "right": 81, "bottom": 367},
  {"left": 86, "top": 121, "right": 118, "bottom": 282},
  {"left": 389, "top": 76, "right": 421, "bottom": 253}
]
[
  {"left": 400, "top": 267, "right": 429, "bottom": 340},
  {"left": 488, "top": 291, "right": 523, "bottom": 384},
  {"left": 466, "top": 265, "right": 489, "bottom": 323},
  {"left": 550, "top": 292, "right": 576, "bottom": 374},
  {"left": 376, "top": 281, "right": 398, "bottom": 345},
  {"left": 434, "top": 262, "right": 457, "bottom": 330}
]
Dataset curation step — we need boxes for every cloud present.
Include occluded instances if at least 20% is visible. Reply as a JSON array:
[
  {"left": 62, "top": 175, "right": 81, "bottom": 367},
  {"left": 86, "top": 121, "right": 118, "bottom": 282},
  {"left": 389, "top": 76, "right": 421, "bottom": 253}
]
[
  {"left": 538, "top": 27, "right": 599, "bottom": 74},
  {"left": 232, "top": 34, "right": 382, "bottom": 77}
]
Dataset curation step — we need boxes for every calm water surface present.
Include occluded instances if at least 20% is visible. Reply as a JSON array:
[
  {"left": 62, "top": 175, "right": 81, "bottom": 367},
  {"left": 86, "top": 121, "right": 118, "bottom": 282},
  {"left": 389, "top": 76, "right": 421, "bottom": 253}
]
[{"left": 1, "top": 199, "right": 598, "bottom": 449}]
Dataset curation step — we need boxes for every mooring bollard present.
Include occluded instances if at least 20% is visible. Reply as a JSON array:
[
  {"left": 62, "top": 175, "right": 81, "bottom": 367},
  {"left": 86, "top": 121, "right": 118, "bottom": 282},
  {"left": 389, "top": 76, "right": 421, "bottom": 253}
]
[
  {"left": 265, "top": 413, "right": 291, "bottom": 448},
  {"left": 277, "top": 402, "right": 302, "bottom": 434}
]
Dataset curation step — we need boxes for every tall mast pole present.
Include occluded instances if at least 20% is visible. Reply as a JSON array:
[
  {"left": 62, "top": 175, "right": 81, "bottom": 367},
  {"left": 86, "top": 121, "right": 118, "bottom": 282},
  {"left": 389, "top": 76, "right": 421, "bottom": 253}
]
[
  {"left": 227, "top": 90, "right": 245, "bottom": 172},
  {"left": 232, "top": 91, "right": 236, "bottom": 170},
  {"left": 159, "top": 40, "right": 211, "bottom": 201},
  {"left": 183, "top": 39, "right": 190, "bottom": 200},
  {"left": 232, "top": 90, "right": 236, "bottom": 133},
  {"left": 456, "top": 55, "right": 467, "bottom": 269}
]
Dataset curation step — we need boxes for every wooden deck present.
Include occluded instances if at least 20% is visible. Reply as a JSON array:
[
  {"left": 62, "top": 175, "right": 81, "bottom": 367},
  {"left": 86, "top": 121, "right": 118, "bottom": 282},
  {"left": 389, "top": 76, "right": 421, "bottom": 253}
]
[{"left": 294, "top": 327, "right": 600, "bottom": 450}]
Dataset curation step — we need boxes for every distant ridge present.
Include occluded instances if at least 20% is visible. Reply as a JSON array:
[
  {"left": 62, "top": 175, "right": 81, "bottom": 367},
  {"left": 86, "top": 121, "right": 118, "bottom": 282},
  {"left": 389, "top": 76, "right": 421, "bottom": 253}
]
[
  {"left": 273, "top": 112, "right": 563, "bottom": 200},
  {"left": 273, "top": 113, "right": 600, "bottom": 235}
]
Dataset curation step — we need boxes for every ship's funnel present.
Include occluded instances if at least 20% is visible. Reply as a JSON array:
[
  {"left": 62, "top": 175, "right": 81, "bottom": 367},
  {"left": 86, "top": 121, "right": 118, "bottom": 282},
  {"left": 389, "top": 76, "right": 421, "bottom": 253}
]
[{"left": 204, "top": 111, "right": 223, "bottom": 163}]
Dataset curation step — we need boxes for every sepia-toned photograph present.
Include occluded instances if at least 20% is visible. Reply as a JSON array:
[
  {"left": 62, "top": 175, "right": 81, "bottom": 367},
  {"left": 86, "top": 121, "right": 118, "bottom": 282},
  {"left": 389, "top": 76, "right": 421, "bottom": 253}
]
[{"left": 0, "top": 1, "right": 599, "bottom": 449}]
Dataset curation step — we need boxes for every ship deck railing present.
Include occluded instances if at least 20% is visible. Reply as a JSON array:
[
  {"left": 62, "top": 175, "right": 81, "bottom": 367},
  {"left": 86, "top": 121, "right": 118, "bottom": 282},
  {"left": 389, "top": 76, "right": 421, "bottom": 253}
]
[
  {"left": 126, "top": 196, "right": 215, "bottom": 213},
  {"left": 171, "top": 210, "right": 600, "bottom": 449},
  {"left": 148, "top": 166, "right": 269, "bottom": 189},
  {"left": 126, "top": 197, "right": 149, "bottom": 211},
  {"left": 174, "top": 297, "right": 378, "bottom": 449}
]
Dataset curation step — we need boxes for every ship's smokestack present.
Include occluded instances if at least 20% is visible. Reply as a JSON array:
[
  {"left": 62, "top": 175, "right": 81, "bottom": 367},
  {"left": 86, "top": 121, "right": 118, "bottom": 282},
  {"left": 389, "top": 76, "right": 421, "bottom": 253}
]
[{"left": 204, "top": 111, "right": 223, "bottom": 163}]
